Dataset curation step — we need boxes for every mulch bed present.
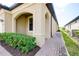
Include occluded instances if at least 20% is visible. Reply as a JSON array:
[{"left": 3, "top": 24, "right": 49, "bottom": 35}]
[{"left": 0, "top": 41, "right": 40, "bottom": 56}]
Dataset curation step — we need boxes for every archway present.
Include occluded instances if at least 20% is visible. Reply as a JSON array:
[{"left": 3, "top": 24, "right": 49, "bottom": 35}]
[{"left": 15, "top": 13, "right": 33, "bottom": 34}]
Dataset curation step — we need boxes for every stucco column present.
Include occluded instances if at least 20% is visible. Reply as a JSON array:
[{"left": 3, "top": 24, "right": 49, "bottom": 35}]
[
  {"left": 12, "top": 17, "right": 16, "bottom": 32},
  {"left": 33, "top": 8, "right": 45, "bottom": 47},
  {"left": 5, "top": 12, "right": 12, "bottom": 32}
]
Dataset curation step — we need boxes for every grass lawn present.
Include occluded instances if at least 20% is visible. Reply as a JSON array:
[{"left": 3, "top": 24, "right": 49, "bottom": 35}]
[{"left": 60, "top": 29, "right": 79, "bottom": 56}]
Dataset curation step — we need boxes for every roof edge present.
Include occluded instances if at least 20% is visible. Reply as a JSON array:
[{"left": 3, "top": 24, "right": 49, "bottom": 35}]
[
  {"left": 0, "top": 3, "right": 58, "bottom": 25},
  {"left": 65, "top": 16, "right": 79, "bottom": 26},
  {"left": 46, "top": 3, "right": 58, "bottom": 25}
]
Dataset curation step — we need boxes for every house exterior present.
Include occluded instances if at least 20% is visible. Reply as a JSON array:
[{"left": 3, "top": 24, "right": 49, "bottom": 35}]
[
  {"left": 0, "top": 3, "right": 58, "bottom": 47},
  {"left": 65, "top": 16, "right": 79, "bottom": 36}
]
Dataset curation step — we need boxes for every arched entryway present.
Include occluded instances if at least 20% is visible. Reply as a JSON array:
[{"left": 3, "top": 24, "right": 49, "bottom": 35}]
[{"left": 15, "top": 13, "right": 33, "bottom": 35}]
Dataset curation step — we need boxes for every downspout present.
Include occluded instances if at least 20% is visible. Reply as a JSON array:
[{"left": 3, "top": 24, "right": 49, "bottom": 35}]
[{"left": 51, "top": 16, "right": 53, "bottom": 37}]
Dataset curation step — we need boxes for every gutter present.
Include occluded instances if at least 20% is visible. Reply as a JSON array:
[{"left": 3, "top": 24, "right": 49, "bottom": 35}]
[
  {"left": 0, "top": 3, "right": 58, "bottom": 25},
  {"left": 46, "top": 3, "right": 58, "bottom": 25}
]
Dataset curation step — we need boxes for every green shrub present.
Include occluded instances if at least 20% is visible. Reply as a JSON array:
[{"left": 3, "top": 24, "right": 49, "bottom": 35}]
[{"left": 0, "top": 32, "right": 36, "bottom": 53}]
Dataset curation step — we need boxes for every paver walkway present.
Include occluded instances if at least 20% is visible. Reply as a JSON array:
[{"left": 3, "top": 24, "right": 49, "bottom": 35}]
[
  {"left": 0, "top": 45, "right": 12, "bottom": 56},
  {"left": 35, "top": 32, "right": 68, "bottom": 56}
]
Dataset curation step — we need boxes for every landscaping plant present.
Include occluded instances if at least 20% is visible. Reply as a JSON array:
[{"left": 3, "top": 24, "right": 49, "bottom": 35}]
[{"left": 0, "top": 32, "right": 36, "bottom": 53}]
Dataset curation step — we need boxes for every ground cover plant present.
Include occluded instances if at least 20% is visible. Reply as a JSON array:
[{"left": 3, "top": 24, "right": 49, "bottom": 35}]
[{"left": 0, "top": 32, "right": 36, "bottom": 53}]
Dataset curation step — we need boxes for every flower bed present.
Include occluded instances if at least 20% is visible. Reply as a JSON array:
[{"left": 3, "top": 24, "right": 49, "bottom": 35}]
[{"left": 0, "top": 33, "right": 38, "bottom": 54}]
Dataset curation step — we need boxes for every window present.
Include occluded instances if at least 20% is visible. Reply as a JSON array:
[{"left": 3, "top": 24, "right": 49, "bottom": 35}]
[{"left": 29, "top": 17, "right": 33, "bottom": 31}]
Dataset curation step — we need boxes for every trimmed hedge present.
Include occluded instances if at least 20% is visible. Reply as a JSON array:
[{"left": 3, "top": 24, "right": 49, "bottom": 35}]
[{"left": 0, "top": 32, "right": 36, "bottom": 53}]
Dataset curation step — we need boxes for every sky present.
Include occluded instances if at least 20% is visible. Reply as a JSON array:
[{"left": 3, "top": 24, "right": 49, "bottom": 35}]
[
  {"left": 1, "top": 3, "right": 15, "bottom": 7},
  {"left": 1, "top": 2, "right": 79, "bottom": 27},
  {"left": 53, "top": 3, "right": 79, "bottom": 27}
]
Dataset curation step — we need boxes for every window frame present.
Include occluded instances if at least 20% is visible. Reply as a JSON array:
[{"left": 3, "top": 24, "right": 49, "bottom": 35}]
[{"left": 28, "top": 16, "right": 33, "bottom": 31}]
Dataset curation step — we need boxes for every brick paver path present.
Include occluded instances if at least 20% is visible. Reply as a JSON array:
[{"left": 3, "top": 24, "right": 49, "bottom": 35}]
[
  {"left": 0, "top": 45, "right": 12, "bottom": 56},
  {"left": 35, "top": 32, "right": 68, "bottom": 56}
]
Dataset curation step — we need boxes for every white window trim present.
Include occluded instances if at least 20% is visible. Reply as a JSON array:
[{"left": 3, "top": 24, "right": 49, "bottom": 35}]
[{"left": 28, "top": 16, "right": 33, "bottom": 32}]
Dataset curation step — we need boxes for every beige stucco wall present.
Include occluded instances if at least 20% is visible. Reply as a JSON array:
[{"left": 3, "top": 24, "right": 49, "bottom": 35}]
[
  {"left": 11, "top": 3, "right": 47, "bottom": 47},
  {"left": 16, "top": 14, "right": 33, "bottom": 35},
  {"left": 0, "top": 3, "right": 58, "bottom": 47},
  {"left": 4, "top": 11, "right": 12, "bottom": 32},
  {"left": 42, "top": 4, "right": 58, "bottom": 38},
  {"left": 0, "top": 9, "right": 5, "bottom": 33},
  {"left": 16, "top": 15, "right": 27, "bottom": 34},
  {"left": 44, "top": 4, "right": 51, "bottom": 39},
  {"left": 52, "top": 17, "right": 58, "bottom": 36}
]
